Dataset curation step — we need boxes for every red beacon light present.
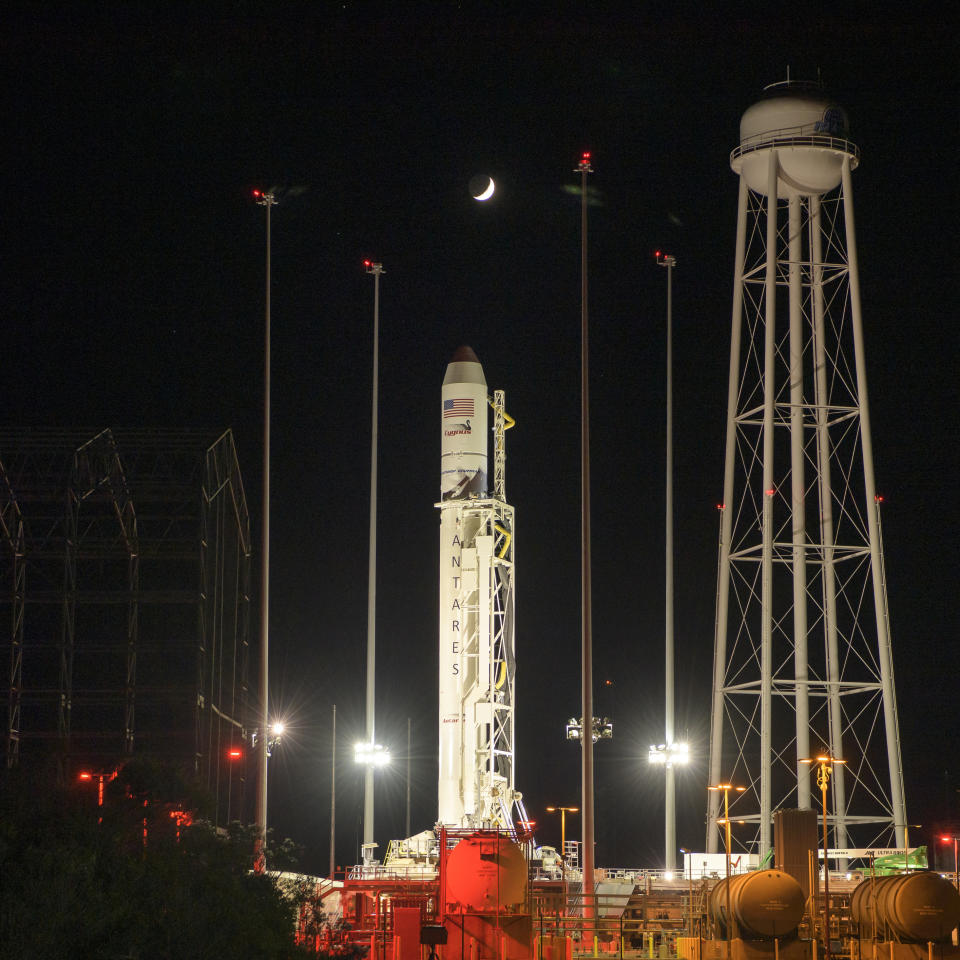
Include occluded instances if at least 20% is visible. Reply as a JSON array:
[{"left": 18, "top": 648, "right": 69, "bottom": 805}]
[
  {"left": 79, "top": 771, "right": 92, "bottom": 781},
  {"left": 227, "top": 748, "right": 242, "bottom": 760},
  {"left": 252, "top": 189, "right": 262, "bottom": 198}
]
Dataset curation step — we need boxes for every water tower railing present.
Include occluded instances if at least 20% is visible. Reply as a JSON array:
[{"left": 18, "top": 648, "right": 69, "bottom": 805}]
[{"left": 731, "top": 132, "right": 860, "bottom": 165}]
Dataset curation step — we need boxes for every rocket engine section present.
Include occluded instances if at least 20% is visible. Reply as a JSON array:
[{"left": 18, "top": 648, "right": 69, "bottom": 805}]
[
  {"left": 708, "top": 871, "right": 805, "bottom": 939},
  {"left": 445, "top": 833, "right": 527, "bottom": 912},
  {"left": 850, "top": 872, "right": 960, "bottom": 943}
]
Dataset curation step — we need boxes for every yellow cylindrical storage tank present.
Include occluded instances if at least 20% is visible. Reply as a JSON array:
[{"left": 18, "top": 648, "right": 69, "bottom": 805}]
[
  {"left": 708, "top": 870, "right": 805, "bottom": 939},
  {"left": 850, "top": 872, "right": 960, "bottom": 943}
]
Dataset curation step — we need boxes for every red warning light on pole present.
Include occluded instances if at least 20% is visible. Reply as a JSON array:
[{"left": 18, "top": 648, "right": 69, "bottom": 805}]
[
  {"left": 252, "top": 189, "right": 262, "bottom": 198},
  {"left": 363, "top": 259, "right": 372, "bottom": 268},
  {"left": 228, "top": 748, "right": 242, "bottom": 760}
]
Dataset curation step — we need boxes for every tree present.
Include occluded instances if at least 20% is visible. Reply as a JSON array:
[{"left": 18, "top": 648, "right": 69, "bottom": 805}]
[{"left": 0, "top": 760, "right": 313, "bottom": 959}]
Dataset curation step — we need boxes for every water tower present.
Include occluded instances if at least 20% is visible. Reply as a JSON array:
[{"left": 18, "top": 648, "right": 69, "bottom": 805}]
[{"left": 706, "top": 82, "right": 908, "bottom": 859}]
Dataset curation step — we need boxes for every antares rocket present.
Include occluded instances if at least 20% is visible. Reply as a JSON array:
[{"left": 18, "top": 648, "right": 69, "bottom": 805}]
[{"left": 437, "top": 347, "right": 524, "bottom": 830}]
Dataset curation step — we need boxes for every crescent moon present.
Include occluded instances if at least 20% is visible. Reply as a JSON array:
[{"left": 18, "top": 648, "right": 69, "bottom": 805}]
[{"left": 473, "top": 177, "right": 495, "bottom": 201}]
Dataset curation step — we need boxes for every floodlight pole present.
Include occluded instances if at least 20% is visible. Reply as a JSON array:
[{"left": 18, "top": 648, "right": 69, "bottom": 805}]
[
  {"left": 658, "top": 251, "right": 678, "bottom": 870},
  {"left": 330, "top": 704, "right": 336, "bottom": 879},
  {"left": 363, "top": 260, "right": 384, "bottom": 855},
  {"left": 254, "top": 188, "right": 277, "bottom": 875},
  {"left": 577, "top": 151, "right": 596, "bottom": 929}
]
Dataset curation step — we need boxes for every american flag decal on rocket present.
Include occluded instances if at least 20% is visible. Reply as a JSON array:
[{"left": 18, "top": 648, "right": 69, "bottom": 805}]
[{"left": 444, "top": 398, "right": 474, "bottom": 418}]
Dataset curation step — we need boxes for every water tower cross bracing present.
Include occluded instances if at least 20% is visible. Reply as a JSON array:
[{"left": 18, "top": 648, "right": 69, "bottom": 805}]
[{"left": 706, "top": 82, "right": 907, "bottom": 859}]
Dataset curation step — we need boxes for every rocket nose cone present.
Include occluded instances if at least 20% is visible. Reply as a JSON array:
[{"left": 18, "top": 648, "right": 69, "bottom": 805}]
[
  {"left": 450, "top": 345, "right": 480, "bottom": 365},
  {"left": 443, "top": 345, "right": 486, "bottom": 386}
]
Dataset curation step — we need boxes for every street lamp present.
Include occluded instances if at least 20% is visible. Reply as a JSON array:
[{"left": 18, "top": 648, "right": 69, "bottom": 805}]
[
  {"left": 801, "top": 754, "right": 847, "bottom": 960},
  {"left": 546, "top": 805, "right": 580, "bottom": 869},
  {"left": 547, "top": 805, "right": 579, "bottom": 912},
  {"left": 708, "top": 782, "right": 746, "bottom": 944},
  {"left": 941, "top": 834, "right": 960, "bottom": 893},
  {"left": 78, "top": 768, "right": 119, "bottom": 823}
]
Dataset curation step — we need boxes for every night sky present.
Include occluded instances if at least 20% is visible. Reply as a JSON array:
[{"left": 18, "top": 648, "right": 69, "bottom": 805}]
[{"left": 5, "top": 8, "right": 957, "bottom": 873}]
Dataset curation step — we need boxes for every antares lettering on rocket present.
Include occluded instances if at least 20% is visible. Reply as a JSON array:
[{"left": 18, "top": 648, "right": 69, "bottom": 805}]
[{"left": 437, "top": 346, "right": 522, "bottom": 830}]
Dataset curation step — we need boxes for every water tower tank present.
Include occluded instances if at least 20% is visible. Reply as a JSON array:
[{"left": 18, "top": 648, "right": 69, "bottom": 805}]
[{"left": 731, "top": 82, "right": 858, "bottom": 197}]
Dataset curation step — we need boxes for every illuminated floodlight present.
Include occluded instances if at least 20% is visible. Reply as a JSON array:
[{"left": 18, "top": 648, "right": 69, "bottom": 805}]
[
  {"left": 354, "top": 742, "right": 391, "bottom": 767},
  {"left": 648, "top": 742, "right": 690, "bottom": 766},
  {"left": 566, "top": 716, "right": 613, "bottom": 743},
  {"left": 270, "top": 720, "right": 285, "bottom": 738}
]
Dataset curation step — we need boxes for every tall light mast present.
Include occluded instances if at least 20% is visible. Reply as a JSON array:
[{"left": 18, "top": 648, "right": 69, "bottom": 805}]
[
  {"left": 361, "top": 259, "right": 384, "bottom": 862},
  {"left": 577, "top": 150, "right": 596, "bottom": 919},
  {"left": 707, "top": 81, "right": 906, "bottom": 859},
  {"left": 253, "top": 187, "right": 277, "bottom": 874}
]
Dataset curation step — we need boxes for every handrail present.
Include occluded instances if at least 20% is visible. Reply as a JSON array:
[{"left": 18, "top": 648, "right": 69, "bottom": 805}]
[{"left": 731, "top": 133, "right": 860, "bottom": 166}]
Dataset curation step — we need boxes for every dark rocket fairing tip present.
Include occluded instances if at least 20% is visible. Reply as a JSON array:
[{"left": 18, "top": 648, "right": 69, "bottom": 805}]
[{"left": 450, "top": 345, "right": 480, "bottom": 364}]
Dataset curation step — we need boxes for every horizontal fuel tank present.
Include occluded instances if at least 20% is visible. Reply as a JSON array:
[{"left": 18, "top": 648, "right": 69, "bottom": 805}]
[
  {"left": 850, "top": 872, "right": 960, "bottom": 943},
  {"left": 709, "top": 870, "right": 805, "bottom": 939}
]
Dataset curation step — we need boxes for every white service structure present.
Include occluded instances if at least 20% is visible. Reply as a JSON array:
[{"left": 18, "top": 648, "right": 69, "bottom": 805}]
[{"left": 437, "top": 346, "right": 524, "bottom": 830}]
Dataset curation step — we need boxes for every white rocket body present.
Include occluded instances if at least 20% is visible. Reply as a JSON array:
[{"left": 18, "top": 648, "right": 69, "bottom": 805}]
[{"left": 438, "top": 347, "right": 488, "bottom": 826}]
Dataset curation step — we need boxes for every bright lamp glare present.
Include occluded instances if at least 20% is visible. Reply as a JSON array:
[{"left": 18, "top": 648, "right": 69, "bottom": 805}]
[
  {"left": 354, "top": 742, "right": 390, "bottom": 767},
  {"left": 649, "top": 742, "right": 690, "bottom": 765},
  {"left": 271, "top": 721, "right": 285, "bottom": 736}
]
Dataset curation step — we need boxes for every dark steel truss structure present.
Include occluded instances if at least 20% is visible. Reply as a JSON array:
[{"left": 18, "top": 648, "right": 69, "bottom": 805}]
[{"left": 1, "top": 428, "right": 252, "bottom": 828}]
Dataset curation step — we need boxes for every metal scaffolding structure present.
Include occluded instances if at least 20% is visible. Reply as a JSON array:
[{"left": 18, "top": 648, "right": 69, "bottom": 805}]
[
  {"left": 706, "top": 85, "right": 906, "bottom": 859},
  {"left": 0, "top": 428, "right": 252, "bottom": 828}
]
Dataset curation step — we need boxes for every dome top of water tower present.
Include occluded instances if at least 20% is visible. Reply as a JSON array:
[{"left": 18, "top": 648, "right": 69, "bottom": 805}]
[{"left": 731, "top": 79, "right": 858, "bottom": 197}]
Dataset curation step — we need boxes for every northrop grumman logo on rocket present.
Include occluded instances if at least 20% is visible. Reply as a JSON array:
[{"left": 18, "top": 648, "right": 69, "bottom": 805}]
[
  {"left": 444, "top": 420, "right": 471, "bottom": 436},
  {"left": 443, "top": 398, "right": 474, "bottom": 436}
]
